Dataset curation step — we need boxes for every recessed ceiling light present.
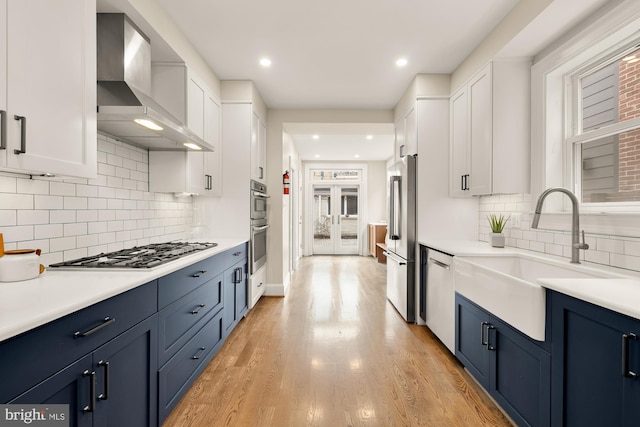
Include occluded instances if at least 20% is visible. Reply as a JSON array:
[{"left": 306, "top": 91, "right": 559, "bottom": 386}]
[
  {"left": 355, "top": 154, "right": 360, "bottom": 158},
  {"left": 366, "top": 135, "right": 373, "bottom": 140},
  {"left": 134, "top": 118, "right": 163, "bottom": 131},
  {"left": 315, "top": 154, "right": 320, "bottom": 158},
  {"left": 396, "top": 58, "right": 408, "bottom": 67},
  {"left": 312, "top": 134, "right": 319, "bottom": 140},
  {"left": 259, "top": 57, "right": 272, "bottom": 67},
  {"left": 183, "top": 142, "right": 202, "bottom": 150}
]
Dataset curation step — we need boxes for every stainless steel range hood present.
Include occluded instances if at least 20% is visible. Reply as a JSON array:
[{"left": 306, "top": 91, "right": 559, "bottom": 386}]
[{"left": 97, "top": 13, "right": 212, "bottom": 151}]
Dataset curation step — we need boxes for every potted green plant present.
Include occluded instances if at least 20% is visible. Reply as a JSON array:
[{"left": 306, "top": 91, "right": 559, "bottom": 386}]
[{"left": 487, "top": 213, "right": 510, "bottom": 248}]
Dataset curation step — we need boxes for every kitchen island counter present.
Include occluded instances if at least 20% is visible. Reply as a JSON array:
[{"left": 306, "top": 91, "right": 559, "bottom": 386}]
[{"left": 0, "top": 237, "right": 247, "bottom": 342}]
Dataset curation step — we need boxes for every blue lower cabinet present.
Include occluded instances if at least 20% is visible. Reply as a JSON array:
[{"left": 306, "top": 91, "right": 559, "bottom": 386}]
[
  {"left": 223, "top": 259, "right": 248, "bottom": 338},
  {"left": 10, "top": 314, "right": 158, "bottom": 427},
  {"left": 10, "top": 354, "right": 94, "bottom": 427},
  {"left": 455, "top": 293, "right": 550, "bottom": 427},
  {"left": 158, "top": 310, "right": 224, "bottom": 423},
  {"left": 550, "top": 291, "right": 640, "bottom": 427}
]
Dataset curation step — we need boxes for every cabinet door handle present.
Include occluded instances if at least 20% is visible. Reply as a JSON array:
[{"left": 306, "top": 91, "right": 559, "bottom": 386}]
[
  {"left": 461, "top": 175, "right": 465, "bottom": 191},
  {"left": 234, "top": 267, "right": 243, "bottom": 284},
  {"left": 192, "top": 270, "right": 207, "bottom": 278},
  {"left": 481, "top": 321, "right": 489, "bottom": 346},
  {"left": 257, "top": 281, "right": 264, "bottom": 288},
  {"left": 259, "top": 166, "right": 264, "bottom": 179},
  {"left": 190, "top": 304, "right": 206, "bottom": 314},
  {"left": 428, "top": 257, "right": 450, "bottom": 270},
  {"left": 74, "top": 317, "right": 116, "bottom": 338},
  {"left": 0, "top": 110, "right": 6, "bottom": 150},
  {"left": 97, "top": 360, "right": 110, "bottom": 400},
  {"left": 13, "top": 115, "right": 26, "bottom": 154},
  {"left": 487, "top": 324, "right": 496, "bottom": 351},
  {"left": 83, "top": 370, "right": 96, "bottom": 413},
  {"left": 192, "top": 347, "right": 206, "bottom": 360},
  {"left": 622, "top": 333, "right": 637, "bottom": 379}
]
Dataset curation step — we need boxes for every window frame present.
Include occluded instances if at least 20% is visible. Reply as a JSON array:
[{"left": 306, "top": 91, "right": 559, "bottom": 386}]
[{"left": 531, "top": 0, "right": 640, "bottom": 221}]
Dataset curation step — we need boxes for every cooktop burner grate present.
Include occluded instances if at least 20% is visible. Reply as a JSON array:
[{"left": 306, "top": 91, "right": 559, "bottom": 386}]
[{"left": 48, "top": 242, "right": 217, "bottom": 269}]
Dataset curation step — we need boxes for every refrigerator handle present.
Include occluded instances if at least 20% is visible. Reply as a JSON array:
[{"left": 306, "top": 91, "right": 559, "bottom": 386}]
[{"left": 390, "top": 176, "right": 401, "bottom": 240}]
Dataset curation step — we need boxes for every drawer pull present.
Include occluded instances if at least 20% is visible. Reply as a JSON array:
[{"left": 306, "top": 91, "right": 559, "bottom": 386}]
[
  {"left": 74, "top": 317, "right": 116, "bottom": 338},
  {"left": 257, "top": 282, "right": 264, "bottom": 288},
  {"left": 191, "top": 304, "right": 206, "bottom": 315},
  {"left": 82, "top": 370, "right": 96, "bottom": 413},
  {"left": 97, "top": 360, "right": 110, "bottom": 400},
  {"left": 622, "top": 333, "right": 638, "bottom": 379},
  {"left": 192, "top": 347, "right": 206, "bottom": 360},
  {"left": 233, "top": 251, "right": 242, "bottom": 256},
  {"left": 192, "top": 270, "right": 207, "bottom": 278}
]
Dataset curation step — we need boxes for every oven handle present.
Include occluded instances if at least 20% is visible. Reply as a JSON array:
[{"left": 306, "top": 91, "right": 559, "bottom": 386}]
[
  {"left": 253, "top": 191, "right": 270, "bottom": 198},
  {"left": 252, "top": 224, "right": 270, "bottom": 232}
]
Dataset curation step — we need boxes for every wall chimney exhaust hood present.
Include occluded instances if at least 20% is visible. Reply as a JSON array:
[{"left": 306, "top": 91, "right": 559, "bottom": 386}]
[{"left": 97, "top": 13, "right": 212, "bottom": 151}]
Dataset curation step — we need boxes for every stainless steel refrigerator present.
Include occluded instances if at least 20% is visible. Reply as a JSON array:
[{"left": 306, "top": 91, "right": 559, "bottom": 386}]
[{"left": 385, "top": 154, "right": 416, "bottom": 322}]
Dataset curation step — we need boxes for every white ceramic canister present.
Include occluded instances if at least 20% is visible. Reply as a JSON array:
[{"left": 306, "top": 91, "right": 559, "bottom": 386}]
[{"left": 0, "top": 249, "right": 44, "bottom": 282}]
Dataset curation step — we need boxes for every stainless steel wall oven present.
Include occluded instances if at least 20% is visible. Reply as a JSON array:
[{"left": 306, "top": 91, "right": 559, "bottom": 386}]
[{"left": 250, "top": 180, "right": 269, "bottom": 273}]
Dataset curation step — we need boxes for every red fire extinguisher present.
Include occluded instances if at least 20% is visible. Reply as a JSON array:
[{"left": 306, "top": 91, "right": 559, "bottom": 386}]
[{"left": 283, "top": 170, "right": 290, "bottom": 195}]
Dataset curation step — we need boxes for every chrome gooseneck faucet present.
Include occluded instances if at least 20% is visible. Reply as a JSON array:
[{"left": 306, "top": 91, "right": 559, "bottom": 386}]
[{"left": 531, "top": 187, "right": 589, "bottom": 264}]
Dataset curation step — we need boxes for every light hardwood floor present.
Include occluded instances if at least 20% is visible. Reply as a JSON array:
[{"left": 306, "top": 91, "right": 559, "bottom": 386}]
[{"left": 163, "top": 256, "right": 512, "bottom": 427}]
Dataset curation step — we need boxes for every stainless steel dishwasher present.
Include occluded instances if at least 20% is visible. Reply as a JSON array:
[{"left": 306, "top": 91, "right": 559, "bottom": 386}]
[{"left": 425, "top": 248, "right": 455, "bottom": 353}]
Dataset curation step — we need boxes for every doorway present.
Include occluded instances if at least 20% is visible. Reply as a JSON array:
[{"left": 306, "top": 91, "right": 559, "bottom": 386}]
[{"left": 312, "top": 184, "right": 360, "bottom": 254}]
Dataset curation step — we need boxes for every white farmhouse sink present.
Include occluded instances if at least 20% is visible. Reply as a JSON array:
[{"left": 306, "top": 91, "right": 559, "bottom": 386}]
[{"left": 453, "top": 253, "right": 624, "bottom": 341}]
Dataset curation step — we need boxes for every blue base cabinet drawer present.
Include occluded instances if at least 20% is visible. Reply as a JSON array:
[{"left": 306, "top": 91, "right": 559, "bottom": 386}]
[
  {"left": 158, "top": 272, "right": 224, "bottom": 366},
  {"left": 224, "top": 243, "right": 247, "bottom": 268},
  {"left": 158, "top": 256, "right": 224, "bottom": 309},
  {"left": 158, "top": 311, "right": 224, "bottom": 423},
  {"left": 0, "top": 280, "right": 158, "bottom": 403}
]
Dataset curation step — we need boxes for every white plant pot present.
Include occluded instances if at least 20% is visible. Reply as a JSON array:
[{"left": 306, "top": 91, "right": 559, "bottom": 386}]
[{"left": 490, "top": 233, "right": 505, "bottom": 248}]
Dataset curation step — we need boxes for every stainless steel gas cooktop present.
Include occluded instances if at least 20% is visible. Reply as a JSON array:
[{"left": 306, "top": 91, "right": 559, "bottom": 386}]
[{"left": 48, "top": 242, "right": 217, "bottom": 269}]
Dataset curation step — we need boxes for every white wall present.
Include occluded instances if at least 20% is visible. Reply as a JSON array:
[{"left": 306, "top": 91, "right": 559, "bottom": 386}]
[{"left": 0, "top": 133, "right": 194, "bottom": 267}]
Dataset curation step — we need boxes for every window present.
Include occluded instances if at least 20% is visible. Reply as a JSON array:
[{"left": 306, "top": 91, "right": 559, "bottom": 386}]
[{"left": 569, "top": 45, "right": 640, "bottom": 204}]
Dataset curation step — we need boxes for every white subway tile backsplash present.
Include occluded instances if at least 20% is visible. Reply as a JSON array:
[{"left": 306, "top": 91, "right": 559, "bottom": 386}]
[
  {"left": 0, "top": 137, "right": 194, "bottom": 264},
  {"left": 64, "top": 223, "right": 88, "bottom": 237},
  {"left": 17, "top": 210, "right": 49, "bottom": 225},
  {"left": 0, "top": 176, "right": 17, "bottom": 192},
  {"left": 34, "top": 195, "right": 62, "bottom": 210},
  {"left": 16, "top": 179, "right": 49, "bottom": 195},
  {"left": 50, "top": 182, "right": 76, "bottom": 196},
  {"left": 479, "top": 193, "right": 640, "bottom": 272},
  {"left": 1, "top": 194, "right": 33, "bottom": 209},
  {"left": 35, "top": 224, "right": 63, "bottom": 239},
  {"left": 50, "top": 209, "right": 75, "bottom": 223},
  {"left": 3, "top": 225, "right": 34, "bottom": 242},
  {"left": 0, "top": 210, "right": 17, "bottom": 226},
  {"left": 63, "top": 197, "right": 88, "bottom": 210}
]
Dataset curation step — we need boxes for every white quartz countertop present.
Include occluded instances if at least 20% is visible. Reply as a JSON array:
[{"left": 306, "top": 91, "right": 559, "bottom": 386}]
[
  {"left": 0, "top": 237, "right": 247, "bottom": 342},
  {"left": 538, "top": 277, "right": 640, "bottom": 321},
  {"left": 422, "top": 238, "right": 640, "bottom": 322}
]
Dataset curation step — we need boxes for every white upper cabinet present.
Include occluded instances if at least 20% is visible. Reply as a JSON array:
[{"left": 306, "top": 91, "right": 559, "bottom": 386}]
[
  {"left": 150, "top": 64, "right": 221, "bottom": 196},
  {"left": 0, "top": 0, "right": 96, "bottom": 178},
  {"left": 250, "top": 111, "right": 267, "bottom": 183},
  {"left": 450, "top": 60, "right": 530, "bottom": 197},
  {"left": 393, "top": 105, "right": 417, "bottom": 161}
]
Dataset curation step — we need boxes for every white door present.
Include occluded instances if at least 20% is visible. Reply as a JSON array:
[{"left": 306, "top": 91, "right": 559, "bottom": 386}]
[{"left": 312, "top": 184, "right": 360, "bottom": 255}]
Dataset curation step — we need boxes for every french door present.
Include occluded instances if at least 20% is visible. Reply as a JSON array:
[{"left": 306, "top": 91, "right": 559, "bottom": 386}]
[{"left": 312, "top": 184, "right": 360, "bottom": 255}]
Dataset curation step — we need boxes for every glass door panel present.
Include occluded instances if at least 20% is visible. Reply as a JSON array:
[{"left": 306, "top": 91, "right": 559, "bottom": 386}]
[
  {"left": 337, "top": 186, "right": 359, "bottom": 254},
  {"left": 312, "top": 185, "right": 359, "bottom": 255},
  {"left": 312, "top": 186, "right": 334, "bottom": 254}
]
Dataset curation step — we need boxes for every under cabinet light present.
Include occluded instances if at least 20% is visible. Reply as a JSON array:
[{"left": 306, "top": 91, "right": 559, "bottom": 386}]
[
  {"left": 183, "top": 142, "right": 202, "bottom": 150},
  {"left": 134, "top": 118, "right": 163, "bottom": 131}
]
